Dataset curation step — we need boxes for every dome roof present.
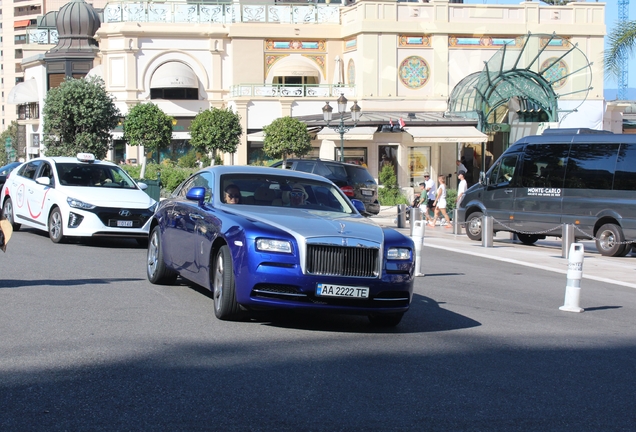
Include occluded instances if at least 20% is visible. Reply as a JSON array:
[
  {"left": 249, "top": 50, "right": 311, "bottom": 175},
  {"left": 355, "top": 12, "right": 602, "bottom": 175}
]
[{"left": 56, "top": 0, "right": 100, "bottom": 38}]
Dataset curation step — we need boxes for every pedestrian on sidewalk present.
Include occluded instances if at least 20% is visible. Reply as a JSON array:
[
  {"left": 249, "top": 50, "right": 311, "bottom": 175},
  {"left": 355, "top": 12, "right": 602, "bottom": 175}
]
[
  {"left": 457, "top": 170, "right": 468, "bottom": 206},
  {"left": 423, "top": 173, "right": 436, "bottom": 224},
  {"left": 430, "top": 175, "right": 452, "bottom": 228}
]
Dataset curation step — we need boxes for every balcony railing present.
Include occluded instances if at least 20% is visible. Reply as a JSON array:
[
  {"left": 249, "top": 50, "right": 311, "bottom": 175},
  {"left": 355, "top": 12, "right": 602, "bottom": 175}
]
[
  {"left": 103, "top": 2, "right": 340, "bottom": 24},
  {"left": 17, "top": 102, "right": 39, "bottom": 120},
  {"left": 230, "top": 84, "right": 355, "bottom": 98}
]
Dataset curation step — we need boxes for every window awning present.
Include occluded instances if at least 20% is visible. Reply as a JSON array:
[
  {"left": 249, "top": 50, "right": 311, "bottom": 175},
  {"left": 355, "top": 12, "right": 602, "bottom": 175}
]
[
  {"left": 7, "top": 79, "right": 39, "bottom": 104},
  {"left": 406, "top": 126, "right": 487, "bottom": 143},
  {"left": 247, "top": 131, "right": 265, "bottom": 142},
  {"left": 270, "top": 63, "right": 320, "bottom": 77},
  {"left": 150, "top": 62, "right": 198, "bottom": 89},
  {"left": 14, "top": 19, "right": 31, "bottom": 28},
  {"left": 317, "top": 126, "right": 377, "bottom": 141}
]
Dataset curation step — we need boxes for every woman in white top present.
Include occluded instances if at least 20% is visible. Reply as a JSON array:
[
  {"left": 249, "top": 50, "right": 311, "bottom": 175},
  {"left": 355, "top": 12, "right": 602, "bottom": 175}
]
[{"left": 430, "top": 175, "right": 452, "bottom": 228}]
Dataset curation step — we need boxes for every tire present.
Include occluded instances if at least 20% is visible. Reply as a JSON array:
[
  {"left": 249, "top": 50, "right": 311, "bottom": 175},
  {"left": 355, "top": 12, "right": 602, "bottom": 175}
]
[
  {"left": 617, "top": 243, "right": 632, "bottom": 258},
  {"left": 465, "top": 211, "right": 483, "bottom": 242},
  {"left": 595, "top": 223, "right": 626, "bottom": 257},
  {"left": 147, "top": 226, "right": 177, "bottom": 285},
  {"left": 2, "top": 198, "right": 21, "bottom": 231},
  {"left": 212, "top": 245, "right": 242, "bottom": 320},
  {"left": 517, "top": 234, "right": 539, "bottom": 245},
  {"left": 48, "top": 207, "right": 65, "bottom": 243},
  {"left": 368, "top": 313, "right": 404, "bottom": 327}
]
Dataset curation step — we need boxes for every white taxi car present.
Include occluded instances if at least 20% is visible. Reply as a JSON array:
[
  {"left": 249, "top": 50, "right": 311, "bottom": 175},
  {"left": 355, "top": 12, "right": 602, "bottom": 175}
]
[{"left": 1, "top": 153, "right": 157, "bottom": 244}]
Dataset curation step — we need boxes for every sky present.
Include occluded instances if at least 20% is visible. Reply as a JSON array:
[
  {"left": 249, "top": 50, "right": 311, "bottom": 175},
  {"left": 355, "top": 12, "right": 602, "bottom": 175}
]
[{"left": 464, "top": 1, "right": 634, "bottom": 95}]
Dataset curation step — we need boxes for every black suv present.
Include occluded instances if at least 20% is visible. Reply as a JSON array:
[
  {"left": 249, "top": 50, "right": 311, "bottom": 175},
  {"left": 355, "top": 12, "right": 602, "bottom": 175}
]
[{"left": 271, "top": 159, "right": 380, "bottom": 215}]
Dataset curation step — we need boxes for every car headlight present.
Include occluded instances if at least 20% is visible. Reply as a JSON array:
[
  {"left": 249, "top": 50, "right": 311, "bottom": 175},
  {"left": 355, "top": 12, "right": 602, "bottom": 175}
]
[
  {"left": 67, "top": 197, "right": 96, "bottom": 210},
  {"left": 149, "top": 202, "right": 158, "bottom": 213},
  {"left": 387, "top": 247, "right": 411, "bottom": 260},
  {"left": 256, "top": 238, "right": 292, "bottom": 254}
]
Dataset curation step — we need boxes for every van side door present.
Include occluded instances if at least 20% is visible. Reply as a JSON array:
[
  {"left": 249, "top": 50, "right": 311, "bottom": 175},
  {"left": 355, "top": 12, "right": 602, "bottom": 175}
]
[
  {"left": 513, "top": 143, "right": 569, "bottom": 233},
  {"left": 482, "top": 153, "right": 520, "bottom": 229}
]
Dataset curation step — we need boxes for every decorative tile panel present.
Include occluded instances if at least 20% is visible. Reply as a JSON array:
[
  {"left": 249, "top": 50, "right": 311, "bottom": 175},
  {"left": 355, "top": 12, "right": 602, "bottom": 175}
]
[
  {"left": 344, "top": 38, "right": 357, "bottom": 52},
  {"left": 398, "top": 35, "right": 431, "bottom": 47},
  {"left": 540, "top": 57, "right": 568, "bottom": 90},
  {"left": 449, "top": 36, "right": 523, "bottom": 49},
  {"left": 398, "top": 56, "right": 429, "bottom": 89},
  {"left": 347, "top": 59, "right": 355, "bottom": 85},
  {"left": 265, "top": 40, "right": 326, "bottom": 52},
  {"left": 540, "top": 36, "right": 572, "bottom": 49}
]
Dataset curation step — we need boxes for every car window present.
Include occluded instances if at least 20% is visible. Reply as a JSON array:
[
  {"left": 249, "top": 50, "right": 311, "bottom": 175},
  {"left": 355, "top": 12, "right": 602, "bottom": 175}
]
[
  {"left": 18, "top": 161, "right": 42, "bottom": 180},
  {"left": 320, "top": 162, "right": 348, "bottom": 179},
  {"left": 295, "top": 161, "right": 316, "bottom": 173},
  {"left": 38, "top": 162, "right": 55, "bottom": 186},
  {"left": 56, "top": 163, "right": 138, "bottom": 189},
  {"left": 344, "top": 165, "right": 375, "bottom": 184},
  {"left": 489, "top": 155, "right": 518, "bottom": 186}
]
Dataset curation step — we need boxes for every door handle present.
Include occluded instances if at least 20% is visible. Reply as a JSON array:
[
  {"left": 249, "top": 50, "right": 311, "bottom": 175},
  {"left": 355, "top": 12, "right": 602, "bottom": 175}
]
[
  {"left": 189, "top": 213, "right": 204, "bottom": 220},
  {"left": 505, "top": 189, "right": 514, "bottom": 194}
]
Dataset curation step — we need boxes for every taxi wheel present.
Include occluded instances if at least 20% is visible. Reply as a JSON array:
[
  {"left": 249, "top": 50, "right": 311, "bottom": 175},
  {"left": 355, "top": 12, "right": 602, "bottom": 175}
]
[
  {"left": 48, "top": 207, "right": 65, "bottom": 243},
  {"left": 147, "top": 226, "right": 177, "bottom": 285},
  {"left": 368, "top": 313, "right": 404, "bottom": 327},
  {"left": 212, "top": 245, "right": 241, "bottom": 320},
  {"left": 2, "top": 198, "right": 21, "bottom": 231}
]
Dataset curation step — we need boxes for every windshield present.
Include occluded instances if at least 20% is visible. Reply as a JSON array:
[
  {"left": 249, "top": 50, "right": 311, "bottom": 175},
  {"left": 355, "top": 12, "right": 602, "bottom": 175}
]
[
  {"left": 56, "top": 163, "right": 139, "bottom": 189},
  {"left": 220, "top": 173, "right": 355, "bottom": 214}
]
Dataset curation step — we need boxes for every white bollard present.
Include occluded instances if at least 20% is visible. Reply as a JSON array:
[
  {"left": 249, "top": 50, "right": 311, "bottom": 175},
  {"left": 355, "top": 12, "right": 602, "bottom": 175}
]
[
  {"left": 559, "top": 242, "right": 584, "bottom": 313},
  {"left": 411, "top": 220, "right": 425, "bottom": 277}
]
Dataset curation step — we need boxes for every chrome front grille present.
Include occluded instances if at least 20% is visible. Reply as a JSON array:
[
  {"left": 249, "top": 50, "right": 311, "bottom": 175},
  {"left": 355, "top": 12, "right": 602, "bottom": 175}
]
[{"left": 306, "top": 245, "right": 379, "bottom": 277}]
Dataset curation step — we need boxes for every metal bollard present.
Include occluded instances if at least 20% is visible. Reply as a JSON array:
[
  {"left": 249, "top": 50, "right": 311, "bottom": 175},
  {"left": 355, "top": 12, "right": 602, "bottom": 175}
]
[
  {"left": 481, "top": 215, "right": 494, "bottom": 248},
  {"left": 453, "top": 208, "right": 462, "bottom": 235},
  {"left": 397, "top": 204, "right": 406, "bottom": 228},
  {"left": 560, "top": 243, "right": 584, "bottom": 313},
  {"left": 562, "top": 223, "right": 575, "bottom": 259},
  {"left": 409, "top": 207, "right": 422, "bottom": 234},
  {"left": 411, "top": 220, "right": 425, "bottom": 277}
]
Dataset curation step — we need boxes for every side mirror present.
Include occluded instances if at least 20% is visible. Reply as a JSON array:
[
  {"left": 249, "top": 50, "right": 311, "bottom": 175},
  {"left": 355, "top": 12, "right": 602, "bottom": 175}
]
[
  {"left": 479, "top": 171, "right": 487, "bottom": 186},
  {"left": 137, "top": 182, "right": 148, "bottom": 191},
  {"left": 186, "top": 186, "right": 206, "bottom": 205},
  {"left": 35, "top": 176, "right": 51, "bottom": 186},
  {"left": 350, "top": 199, "right": 366, "bottom": 214}
]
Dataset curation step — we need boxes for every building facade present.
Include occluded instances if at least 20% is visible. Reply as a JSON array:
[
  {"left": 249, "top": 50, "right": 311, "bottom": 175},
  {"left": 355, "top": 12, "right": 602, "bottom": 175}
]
[{"left": 11, "top": 0, "right": 609, "bottom": 189}]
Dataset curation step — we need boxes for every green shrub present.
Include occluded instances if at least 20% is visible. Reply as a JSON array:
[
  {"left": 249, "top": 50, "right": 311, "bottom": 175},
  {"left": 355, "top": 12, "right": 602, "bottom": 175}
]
[
  {"left": 446, "top": 188, "right": 457, "bottom": 219},
  {"left": 121, "top": 162, "right": 197, "bottom": 196},
  {"left": 377, "top": 164, "right": 409, "bottom": 206}
]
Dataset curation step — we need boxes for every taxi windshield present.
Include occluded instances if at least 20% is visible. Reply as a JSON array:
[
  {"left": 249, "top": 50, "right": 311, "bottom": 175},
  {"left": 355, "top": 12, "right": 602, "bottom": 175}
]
[{"left": 56, "top": 163, "right": 138, "bottom": 189}]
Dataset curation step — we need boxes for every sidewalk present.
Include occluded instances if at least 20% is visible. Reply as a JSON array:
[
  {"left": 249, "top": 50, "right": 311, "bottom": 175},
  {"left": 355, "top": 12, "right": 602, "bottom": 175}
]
[{"left": 369, "top": 207, "right": 636, "bottom": 290}]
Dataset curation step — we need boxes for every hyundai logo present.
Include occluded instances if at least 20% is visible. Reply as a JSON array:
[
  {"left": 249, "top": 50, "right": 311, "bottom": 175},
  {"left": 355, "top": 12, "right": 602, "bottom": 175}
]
[{"left": 119, "top": 210, "right": 132, "bottom": 217}]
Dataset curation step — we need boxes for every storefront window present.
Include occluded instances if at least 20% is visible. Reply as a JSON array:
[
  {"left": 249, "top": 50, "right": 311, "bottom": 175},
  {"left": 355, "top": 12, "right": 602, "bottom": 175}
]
[
  {"left": 335, "top": 147, "right": 368, "bottom": 167},
  {"left": 408, "top": 146, "right": 431, "bottom": 186},
  {"left": 378, "top": 145, "right": 398, "bottom": 184}
]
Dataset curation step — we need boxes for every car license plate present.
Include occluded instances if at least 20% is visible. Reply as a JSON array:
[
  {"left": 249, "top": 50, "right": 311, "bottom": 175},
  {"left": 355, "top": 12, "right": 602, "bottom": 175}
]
[
  {"left": 117, "top": 220, "right": 133, "bottom": 227},
  {"left": 316, "top": 283, "right": 369, "bottom": 299},
  {"left": 361, "top": 189, "right": 373, "bottom": 196}
]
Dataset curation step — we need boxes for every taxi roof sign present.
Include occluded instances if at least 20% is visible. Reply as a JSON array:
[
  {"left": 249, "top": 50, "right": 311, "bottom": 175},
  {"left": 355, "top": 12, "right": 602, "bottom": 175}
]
[{"left": 76, "top": 153, "right": 96, "bottom": 163}]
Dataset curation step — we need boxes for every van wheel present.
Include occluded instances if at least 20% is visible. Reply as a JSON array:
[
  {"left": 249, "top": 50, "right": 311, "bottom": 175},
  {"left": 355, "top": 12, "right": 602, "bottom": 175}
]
[
  {"left": 517, "top": 234, "right": 539, "bottom": 245},
  {"left": 465, "top": 211, "right": 482, "bottom": 242},
  {"left": 618, "top": 243, "right": 632, "bottom": 257},
  {"left": 595, "top": 223, "right": 626, "bottom": 257}
]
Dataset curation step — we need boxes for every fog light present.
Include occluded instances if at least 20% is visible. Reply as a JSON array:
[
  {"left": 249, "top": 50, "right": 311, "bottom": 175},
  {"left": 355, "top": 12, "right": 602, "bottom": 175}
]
[{"left": 68, "top": 212, "right": 84, "bottom": 228}]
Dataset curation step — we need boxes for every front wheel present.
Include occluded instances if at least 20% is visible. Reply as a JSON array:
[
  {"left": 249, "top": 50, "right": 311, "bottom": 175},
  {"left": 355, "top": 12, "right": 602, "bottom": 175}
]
[
  {"left": 48, "top": 207, "right": 64, "bottom": 243},
  {"left": 2, "top": 198, "right": 21, "bottom": 231},
  {"left": 595, "top": 223, "right": 626, "bottom": 257},
  {"left": 212, "top": 245, "right": 242, "bottom": 320},
  {"left": 368, "top": 313, "right": 404, "bottom": 328},
  {"left": 465, "top": 211, "right": 483, "bottom": 242},
  {"left": 147, "top": 226, "right": 177, "bottom": 284}
]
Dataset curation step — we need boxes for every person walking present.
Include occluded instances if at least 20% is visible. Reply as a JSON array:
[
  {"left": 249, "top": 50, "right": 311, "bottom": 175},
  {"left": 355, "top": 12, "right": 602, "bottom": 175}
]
[
  {"left": 423, "top": 173, "right": 436, "bottom": 224},
  {"left": 457, "top": 170, "right": 468, "bottom": 206},
  {"left": 429, "top": 175, "right": 452, "bottom": 228}
]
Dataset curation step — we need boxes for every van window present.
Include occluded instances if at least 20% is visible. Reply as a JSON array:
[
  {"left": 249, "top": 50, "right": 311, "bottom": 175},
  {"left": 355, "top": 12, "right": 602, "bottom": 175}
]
[
  {"left": 520, "top": 144, "right": 569, "bottom": 188},
  {"left": 489, "top": 155, "right": 518, "bottom": 186},
  {"left": 564, "top": 143, "right": 619, "bottom": 190},
  {"left": 614, "top": 143, "right": 636, "bottom": 191}
]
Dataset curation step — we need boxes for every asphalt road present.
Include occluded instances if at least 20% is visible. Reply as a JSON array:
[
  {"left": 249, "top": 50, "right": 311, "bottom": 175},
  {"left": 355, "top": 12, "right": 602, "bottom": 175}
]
[{"left": 1, "top": 228, "right": 635, "bottom": 431}]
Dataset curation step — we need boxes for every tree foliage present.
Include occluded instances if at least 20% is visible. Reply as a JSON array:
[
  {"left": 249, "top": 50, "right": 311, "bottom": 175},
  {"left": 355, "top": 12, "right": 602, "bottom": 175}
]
[
  {"left": 189, "top": 108, "right": 242, "bottom": 160},
  {"left": 604, "top": 20, "right": 636, "bottom": 80},
  {"left": 0, "top": 121, "right": 19, "bottom": 165},
  {"left": 378, "top": 164, "right": 408, "bottom": 206},
  {"left": 262, "top": 117, "right": 311, "bottom": 161},
  {"left": 43, "top": 76, "right": 120, "bottom": 159},
  {"left": 123, "top": 103, "right": 174, "bottom": 161}
]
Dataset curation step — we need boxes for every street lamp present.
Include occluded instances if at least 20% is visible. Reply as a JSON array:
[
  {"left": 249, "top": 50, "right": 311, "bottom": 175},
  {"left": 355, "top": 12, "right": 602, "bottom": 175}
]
[{"left": 322, "top": 93, "right": 362, "bottom": 162}]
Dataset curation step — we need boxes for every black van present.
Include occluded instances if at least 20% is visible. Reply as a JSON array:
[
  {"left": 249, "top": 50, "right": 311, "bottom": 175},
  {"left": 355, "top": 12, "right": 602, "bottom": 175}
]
[{"left": 457, "top": 128, "right": 636, "bottom": 257}]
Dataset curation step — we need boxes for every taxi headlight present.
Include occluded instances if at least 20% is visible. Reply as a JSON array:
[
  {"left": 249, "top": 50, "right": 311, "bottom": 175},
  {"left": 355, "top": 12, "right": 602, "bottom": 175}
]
[
  {"left": 387, "top": 247, "right": 411, "bottom": 260},
  {"left": 67, "top": 197, "right": 96, "bottom": 210},
  {"left": 256, "top": 238, "right": 292, "bottom": 254}
]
